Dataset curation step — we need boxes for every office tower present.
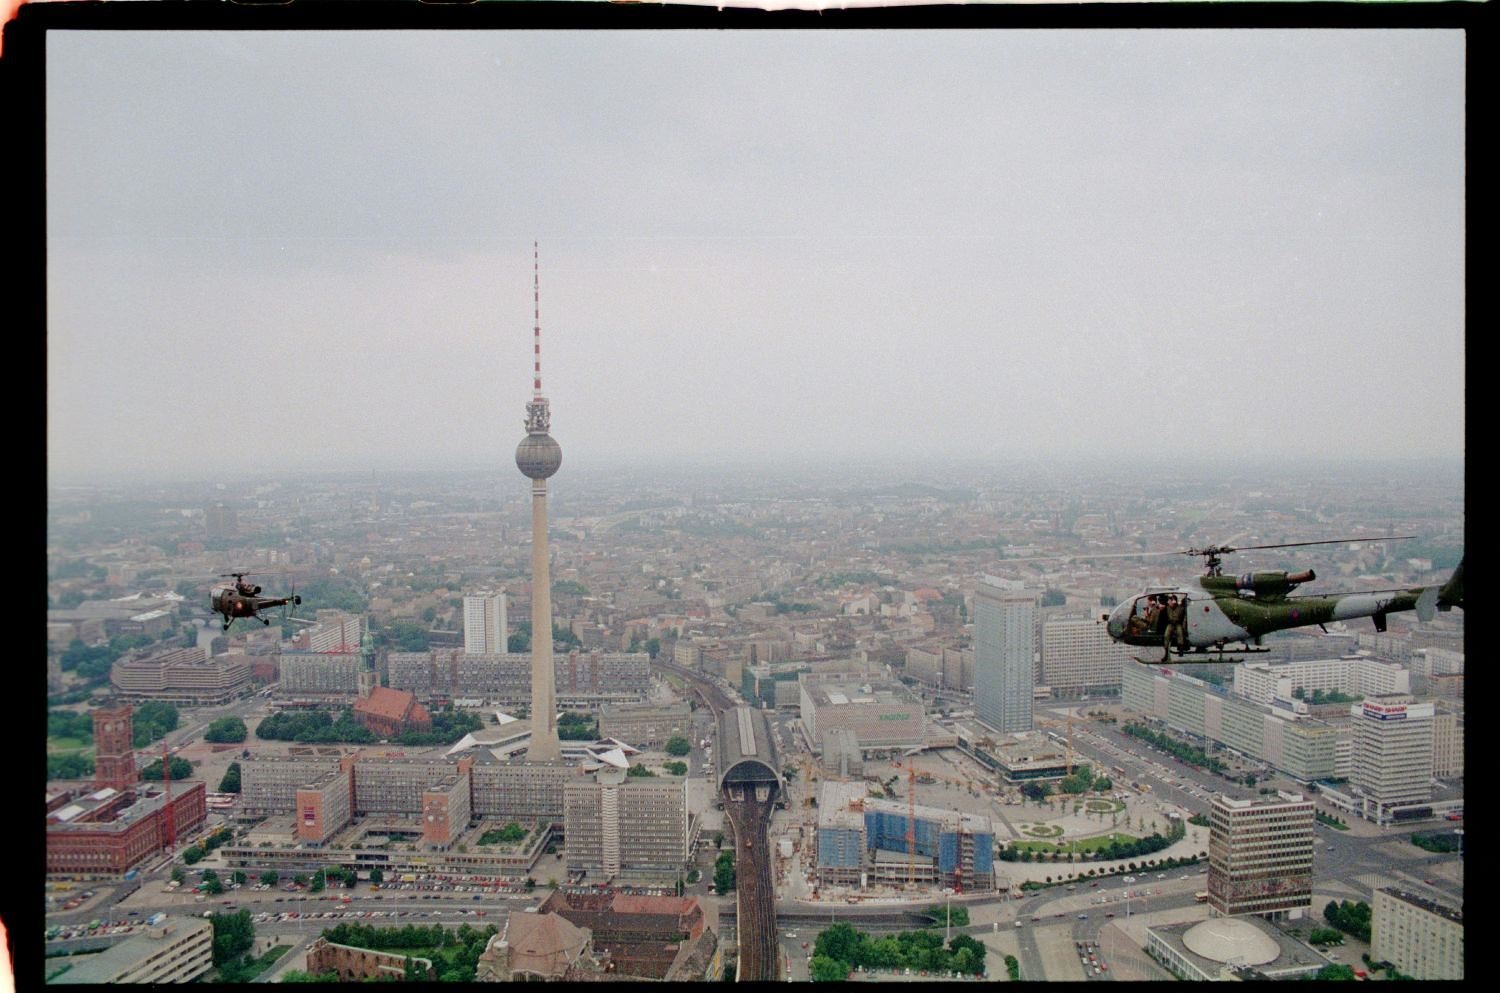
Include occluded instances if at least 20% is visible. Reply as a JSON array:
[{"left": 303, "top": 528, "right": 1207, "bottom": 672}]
[
  {"left": 1350, "top": 695, "right": 1434, "bottom": 824},
  {"left": 463, "top": 592, "right": 509, "bottom": 654},
  {"left": 515, "top": 243, "right": 563, "bottom": 763},
  {"left": 1206, "top": 791, "right": 1314, "bottom": 920},
  {"left": 972, "top": 577, "right": 1035, "bottom": 734}
]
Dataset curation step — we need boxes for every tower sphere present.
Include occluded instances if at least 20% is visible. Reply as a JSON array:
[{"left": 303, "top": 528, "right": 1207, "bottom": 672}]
[{"left": 516, "top": 432, "right": 562, "bottom": 479}]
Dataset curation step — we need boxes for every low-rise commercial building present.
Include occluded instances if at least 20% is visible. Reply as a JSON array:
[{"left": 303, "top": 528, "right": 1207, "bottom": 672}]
[
  {"left": 1146, "top": 916, "right": 1325, "bottom": 981},
  {"left": 800, "top": 677, "right": 925, "bottom": 755},
  {"left": 110, "top": 647, "right": 251, "bottom": 704},
  {"left": 598, "top": 701, "right": 691, "bottom": 748},
  {"left": 49, "top": 916, "right": 213, "bottom": 984}
]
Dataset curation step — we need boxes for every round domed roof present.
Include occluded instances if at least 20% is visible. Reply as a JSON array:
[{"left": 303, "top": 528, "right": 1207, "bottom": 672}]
[
  {"left": 1182, "top": 917, "right": 1280, "bottom": 966},
  {"left": 516, "top": 433, "right": 562, "bottom": 479}
]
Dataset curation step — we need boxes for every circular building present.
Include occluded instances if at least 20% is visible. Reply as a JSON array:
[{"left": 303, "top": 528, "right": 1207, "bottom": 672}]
[{"left": 1181, "top": 917, "right": 1281, "bottom": 967}]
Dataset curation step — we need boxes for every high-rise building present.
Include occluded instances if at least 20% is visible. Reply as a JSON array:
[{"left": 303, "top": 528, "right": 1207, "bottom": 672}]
[
  {"left": 463, "top": 592, "right": 509, "bottom": 655},
  {"left": 516, "top": 243, "right": 563, "bottom": 763},
  {"left": 92, "top": 700, "right": 137, "bottom": 792},
  {"left": 1041, "top": 616, "right": 1134, "bottom": 696},
  {"left": 973, "top": 577, "right": 1035, "bottom": 735},
  {"left": 1206, "top": 791, "right": 1314, "bottom": 920},
  {"left": 1371, "top": 887, "right": 1464, "bottom": 980},
  {"left": 1431, "top": 709, "right": 1463, "bottom": 780},
  {"left": 1349, "top": 695, "right": 1434, "bottom": 824},
  {"left": 563, "top": 765, "right": 690, "bottom": 882}
]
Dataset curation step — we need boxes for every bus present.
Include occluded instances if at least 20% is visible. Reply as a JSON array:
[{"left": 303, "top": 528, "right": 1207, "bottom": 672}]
[
  {"left": 1194, "top": 892, "right": 1209, "bottom": 903},
  {"left": 1112, "top": 766, "right": 1126, "bottom": 777}
]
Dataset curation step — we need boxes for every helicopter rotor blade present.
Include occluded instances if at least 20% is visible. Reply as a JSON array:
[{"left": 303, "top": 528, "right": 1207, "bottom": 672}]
[
  {"left": 997, "top": 534, "right": 1416, "bottom": 568},
  {"left": 1209, "top": 535, "right": 1415, "bottom": 556}
]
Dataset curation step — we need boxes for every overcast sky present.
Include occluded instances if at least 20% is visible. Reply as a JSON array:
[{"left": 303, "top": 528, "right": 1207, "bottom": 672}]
[{"left": 46, "top": 29, "right": 1465, "bottom": 484}]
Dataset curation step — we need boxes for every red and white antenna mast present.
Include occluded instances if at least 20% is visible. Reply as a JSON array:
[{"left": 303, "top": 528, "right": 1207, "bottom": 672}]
[
  {"left": 533, "top": 241, "right": 543, "bottom": 400},
  {"left": 524, "top": 242, "right": 551, "bottom": 435}
]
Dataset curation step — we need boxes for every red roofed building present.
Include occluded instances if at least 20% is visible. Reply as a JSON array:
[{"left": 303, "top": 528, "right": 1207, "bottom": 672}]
[{"left": 352, "top": 687, "right": 432, "bottom": 738}]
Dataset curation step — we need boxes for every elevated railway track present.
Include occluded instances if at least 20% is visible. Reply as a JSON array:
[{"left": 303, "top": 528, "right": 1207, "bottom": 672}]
[{"left": 654, "top": 658, "right": 780, "bottom": 980}]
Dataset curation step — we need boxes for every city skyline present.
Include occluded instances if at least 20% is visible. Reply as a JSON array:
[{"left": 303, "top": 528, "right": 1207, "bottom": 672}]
[{"left": 46, "top": 30, "right": 1464, "bottom": 484}]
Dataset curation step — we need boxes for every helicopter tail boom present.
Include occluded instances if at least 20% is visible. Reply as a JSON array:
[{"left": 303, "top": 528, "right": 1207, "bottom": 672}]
[{"left": 1437, "top": 558, "right": 1463, "bottom": 611}]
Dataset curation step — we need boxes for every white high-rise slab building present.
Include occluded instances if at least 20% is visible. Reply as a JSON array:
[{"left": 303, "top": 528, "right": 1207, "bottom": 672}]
[
  {"left": 1349, "top": 695, "right": 1434, "bottom": 825},
  {"left": 463, "top": 592, "right": 508, "bottom": 655},
  {"left": 973, "top": 577, "right": 1035, "bottom": 735}
]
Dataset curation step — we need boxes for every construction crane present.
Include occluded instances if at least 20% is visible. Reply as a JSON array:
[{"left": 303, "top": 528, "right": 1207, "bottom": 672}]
[
  {"left": 160, "top": 739, "right": 176, "bottom": 853},
  {"left": 1034, "top": 715, "right": 1077, "bottom": 776}
]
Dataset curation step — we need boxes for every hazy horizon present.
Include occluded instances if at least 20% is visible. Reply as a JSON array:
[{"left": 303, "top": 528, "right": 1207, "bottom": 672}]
[{"left": 47, "top": 30, "right": 1465, "bottom": 485}]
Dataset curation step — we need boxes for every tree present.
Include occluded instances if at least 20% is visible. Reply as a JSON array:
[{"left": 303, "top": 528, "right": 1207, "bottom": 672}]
[
  {"left": 231, "top": 870, "right": 247, "bottom": 885},
  {"left": 627, "top": 763, "right": 657, "bottom": 777},
  {"left": 171, "top": 865, "right": 185, "bottom": 883},
  {"left": 219, "top": 762, "right": 242, "bottom": 794},
  {"left": 140, "top": 756, "right": 193, "bottom": 782},
  {"left": 810, "top": 956, "right": 849, "bottom": 982},
  {"left": 1314, "top": 963, "right": 1357, "bottom": 981},
  {"left": 260, "top": 870, "right": 279, "bottom": 886},
  {"left": 182, "top": 846, "right": 204, "bottom": 865},
  {"left": 205, "top": 717, "right": 248, "bottom": 743},
  {"left": 714, "top": 851, "right": 736, "bottom": 895},
  {"left": 812, "top": 923, "right": 863, "bottom": 966},
  {"left": 928, "top": 904, "right": 969, "bottom": 928},
  {"left": 369, "top": 868, "right": 383, "bottom": 884},
  {"left": 664, "top": 760, "right": 688, "bottom": 775},
  {"left": 646, "top": 637, "right": 661, "bottom": 659},
  {"left": 664, "top": 736, "right": 692, "bottom": 756},
  {"left": 209, "top": 909, "right": 255, "bottom": 966}
]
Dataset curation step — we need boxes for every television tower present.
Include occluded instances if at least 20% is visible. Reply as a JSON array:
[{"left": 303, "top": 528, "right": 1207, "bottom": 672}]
[{"left": 515, "top": 242, "right": 563, "bottom": 762}]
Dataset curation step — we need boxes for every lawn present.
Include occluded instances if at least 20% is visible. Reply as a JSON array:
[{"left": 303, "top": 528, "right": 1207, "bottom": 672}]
[
  {"left": 241, "top": 944, "right": 291, "bottom": 980},
  {"left": 47, "top": 736, "right": 92, "bottom": 753},
  {"left": 1010, "top": 832, "right": 1141, "bottom": 855}
]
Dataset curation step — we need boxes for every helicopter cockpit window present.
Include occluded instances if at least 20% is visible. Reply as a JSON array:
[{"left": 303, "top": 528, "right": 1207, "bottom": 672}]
[{"left": 1126, "top": 595, "right": 1172, "bottom": 638}]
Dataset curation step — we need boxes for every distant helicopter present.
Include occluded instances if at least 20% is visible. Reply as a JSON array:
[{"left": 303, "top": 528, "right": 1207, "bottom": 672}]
[
  {"left": 210, "top": 572, "right": 302, "bottom": 632},
  {"left": 1091, "top": 538, "right": 1464, "bottom": 662}
]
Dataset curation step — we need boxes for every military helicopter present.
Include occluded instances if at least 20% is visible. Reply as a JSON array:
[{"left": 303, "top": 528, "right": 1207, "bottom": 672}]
[
  {"left": 210, "top": 572, "right": 302, "bottom": 632},
  {"left": 1090, "top": 537, "right": 1463, "bottom": 662}
]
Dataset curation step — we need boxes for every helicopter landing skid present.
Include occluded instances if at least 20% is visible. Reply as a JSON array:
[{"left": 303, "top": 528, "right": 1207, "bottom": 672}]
[
  {"left": 1135, "top": 655, "right": 1248, "bottom": 666},
  {"left": 1134, "top": 645, "right": 1270, "bottom": 666}
]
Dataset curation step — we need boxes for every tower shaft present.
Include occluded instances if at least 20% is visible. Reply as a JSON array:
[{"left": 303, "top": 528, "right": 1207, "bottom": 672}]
[{"left": 528, "top": 485, "right": 561, "bottom": 761}]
